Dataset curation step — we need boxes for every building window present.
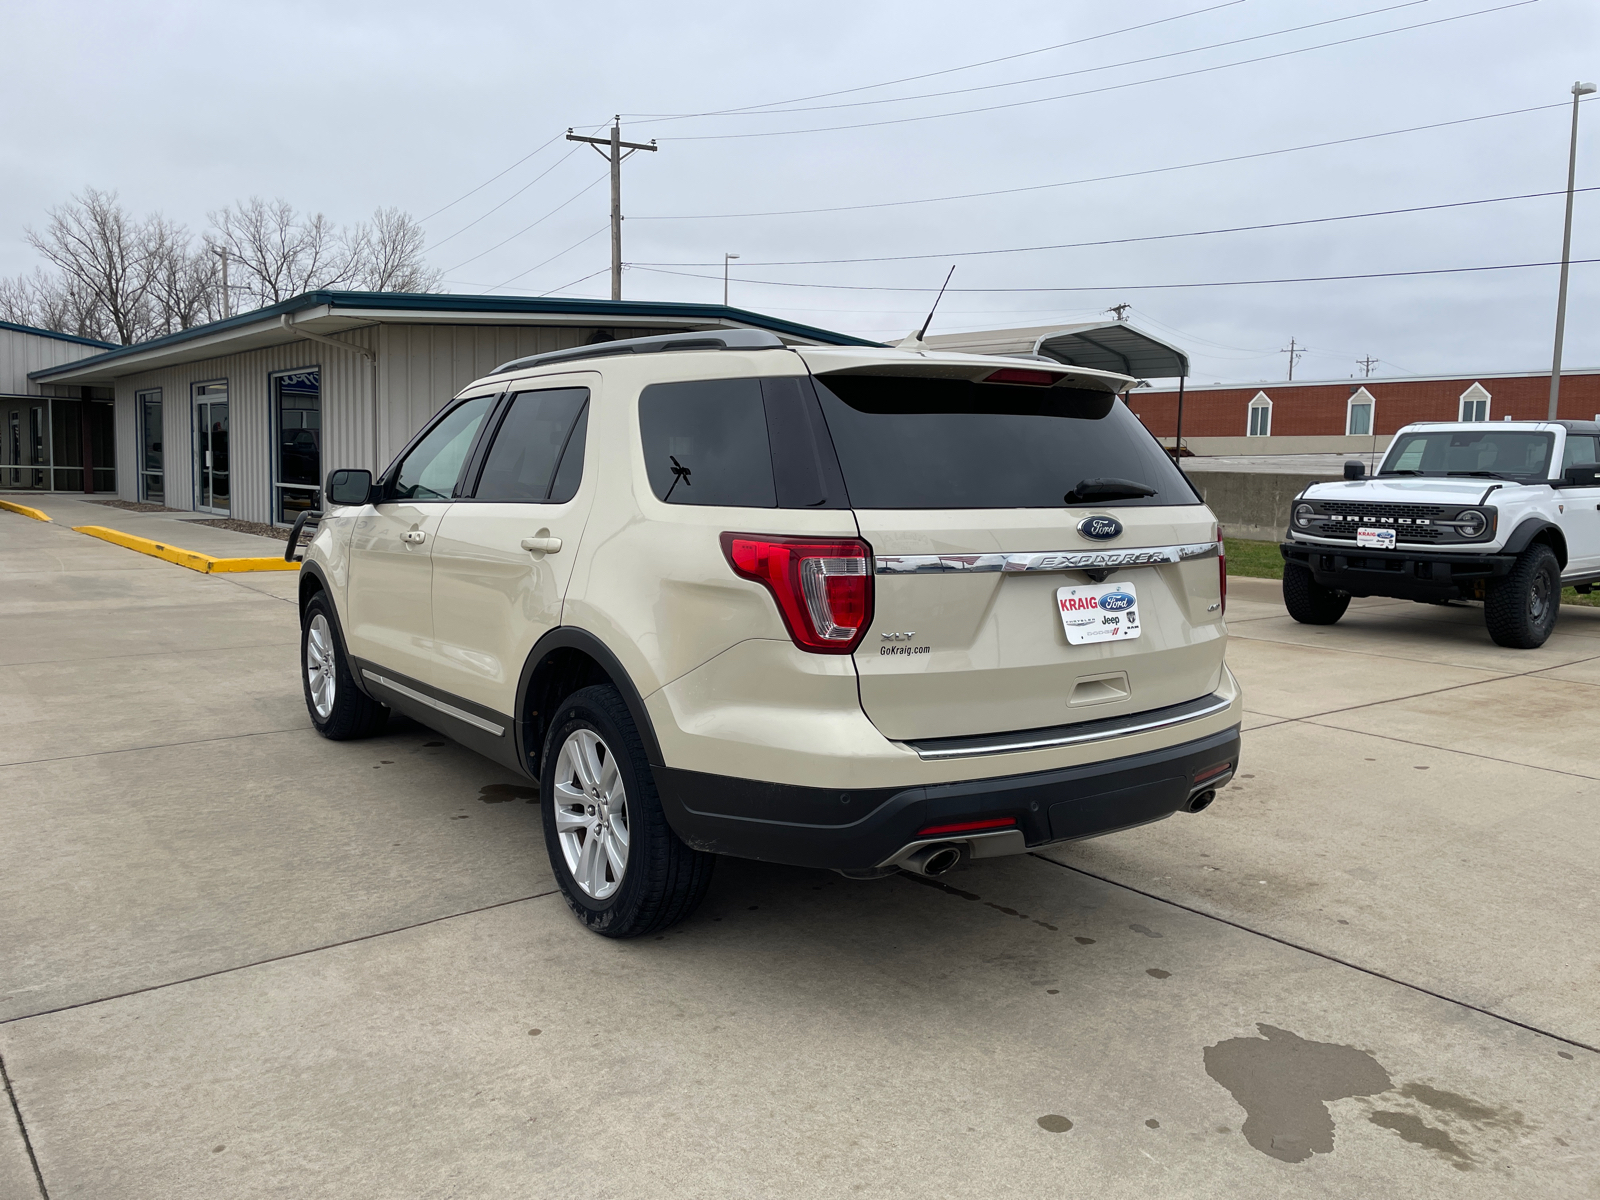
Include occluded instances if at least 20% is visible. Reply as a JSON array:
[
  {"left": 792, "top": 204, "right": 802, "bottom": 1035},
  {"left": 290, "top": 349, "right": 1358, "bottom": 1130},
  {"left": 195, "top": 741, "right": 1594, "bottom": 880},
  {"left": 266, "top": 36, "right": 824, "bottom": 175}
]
[
  {"left": 272, "top": 369, "right": 321, "bottom": 523},
  {"left": 138, "top": 390, "right": 163, "bottom": 503},
  {"left": 1347, "top": 387, "right": 1375, "bottom": 436},
  {"left": 1459, "top": 383, "right": 1490, "bottom": 422},
  {"left": 1247, "top": 392, "right": 1272, "bottom": 437}
]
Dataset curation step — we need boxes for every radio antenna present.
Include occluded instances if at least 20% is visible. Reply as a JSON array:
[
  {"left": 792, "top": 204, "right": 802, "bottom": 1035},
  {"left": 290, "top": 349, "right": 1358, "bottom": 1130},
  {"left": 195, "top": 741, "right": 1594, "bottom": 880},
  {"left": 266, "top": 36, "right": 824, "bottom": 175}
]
[{"left": 916, "top": 265, "right": 956, "bottom": 342}]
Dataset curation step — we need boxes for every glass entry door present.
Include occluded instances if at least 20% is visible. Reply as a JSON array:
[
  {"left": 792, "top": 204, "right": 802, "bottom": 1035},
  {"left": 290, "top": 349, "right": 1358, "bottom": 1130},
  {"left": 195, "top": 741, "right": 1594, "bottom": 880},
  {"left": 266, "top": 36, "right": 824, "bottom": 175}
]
[{"left": 194, "top": 384, "right": 229, "bottom": 513}]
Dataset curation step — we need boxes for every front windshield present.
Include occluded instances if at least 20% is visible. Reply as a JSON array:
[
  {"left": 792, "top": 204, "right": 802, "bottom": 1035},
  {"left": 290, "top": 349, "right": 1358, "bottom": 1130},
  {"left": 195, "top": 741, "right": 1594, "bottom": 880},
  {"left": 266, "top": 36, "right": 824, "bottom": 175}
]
[{"left": 1379, "top": 430, "right": 1554, "bottom": 480}]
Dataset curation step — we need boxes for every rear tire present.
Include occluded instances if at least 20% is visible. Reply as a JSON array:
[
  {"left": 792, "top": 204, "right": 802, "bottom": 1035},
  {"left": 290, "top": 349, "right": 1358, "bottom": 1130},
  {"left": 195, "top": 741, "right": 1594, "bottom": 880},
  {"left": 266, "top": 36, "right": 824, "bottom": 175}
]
[
  {"left": 301, "top": 593, "right": 389, "bottom": 740},
  {"left": 540, "top": 685, "right": 714, "bottom": 938},
  {"left": 1484, "top": 544, "right": 1560, "bottom": 649},
  {"left": 1282, "top": 562, "right": 1351, "bottom": 625}
]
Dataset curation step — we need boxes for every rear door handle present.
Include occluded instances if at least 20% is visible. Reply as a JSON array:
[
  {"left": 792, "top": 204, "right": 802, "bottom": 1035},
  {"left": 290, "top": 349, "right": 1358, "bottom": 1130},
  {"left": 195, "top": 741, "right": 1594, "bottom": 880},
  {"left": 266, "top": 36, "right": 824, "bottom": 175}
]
[
  {"left": 520, "top": 536, "right": 563, "bottom": 554},
  {"left": 402, "top": 530, "right": 426, "bottom": 545}
]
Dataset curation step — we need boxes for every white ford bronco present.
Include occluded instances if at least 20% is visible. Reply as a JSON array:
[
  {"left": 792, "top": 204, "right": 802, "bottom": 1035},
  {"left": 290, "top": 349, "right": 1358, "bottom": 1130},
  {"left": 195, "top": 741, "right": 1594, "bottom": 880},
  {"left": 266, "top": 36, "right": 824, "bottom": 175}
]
[
  {"left": 293, "top": 329, "right": 1241, "bottom": 937},
  {"left": 1280, "top": 420, "right": 1600, "bottom": 648}
]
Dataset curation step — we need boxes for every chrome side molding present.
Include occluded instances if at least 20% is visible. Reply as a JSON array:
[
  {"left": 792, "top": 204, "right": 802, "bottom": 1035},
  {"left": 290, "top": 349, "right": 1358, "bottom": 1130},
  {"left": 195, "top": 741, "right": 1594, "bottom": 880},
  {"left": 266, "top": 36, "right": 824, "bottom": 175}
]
[
  {"left": 361, "top": 670, "right": 506, "bottom": 737},
  {"left": 904, "top": 692, "right": 1234, "bottom": 760},
  {"left": 875, "top": 541, "right": 1219, "bottom": 575}
]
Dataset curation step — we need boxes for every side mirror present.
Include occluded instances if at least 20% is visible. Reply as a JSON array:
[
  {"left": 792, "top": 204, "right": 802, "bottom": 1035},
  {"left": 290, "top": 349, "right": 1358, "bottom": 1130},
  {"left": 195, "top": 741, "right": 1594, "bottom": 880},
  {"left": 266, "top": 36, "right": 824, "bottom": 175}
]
[
  {"left": 1343, "top": 460, "right": 1366, "bottom": 480},
  {"left": 1564, "top": 465, "right": 1598, "bottom": 486},
  {"left": 324, "top": 468, "right": 373, "bottom": 507}
]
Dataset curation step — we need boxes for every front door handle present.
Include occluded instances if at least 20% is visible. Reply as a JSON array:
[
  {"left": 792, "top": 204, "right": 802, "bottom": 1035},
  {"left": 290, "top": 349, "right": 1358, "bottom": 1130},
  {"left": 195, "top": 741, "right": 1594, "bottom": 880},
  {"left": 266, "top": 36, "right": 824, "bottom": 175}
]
[
  {"left": 520, "top": 536, "right": 563, "bottom": 554},
  {"left": 402, "top": 530, "right": 426, "bottom": 545}
]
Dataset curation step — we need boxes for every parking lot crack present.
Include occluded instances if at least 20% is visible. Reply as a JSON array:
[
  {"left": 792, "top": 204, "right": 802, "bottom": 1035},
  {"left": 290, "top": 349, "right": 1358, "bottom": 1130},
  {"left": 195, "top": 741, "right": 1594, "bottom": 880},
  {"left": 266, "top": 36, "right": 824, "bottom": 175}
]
[
  {"left": 0, "top": 1053, "right": 49, "bottom": 1199},
  {"left": 1034, "top": 855, "right": 1600, "bottom": 1056}
]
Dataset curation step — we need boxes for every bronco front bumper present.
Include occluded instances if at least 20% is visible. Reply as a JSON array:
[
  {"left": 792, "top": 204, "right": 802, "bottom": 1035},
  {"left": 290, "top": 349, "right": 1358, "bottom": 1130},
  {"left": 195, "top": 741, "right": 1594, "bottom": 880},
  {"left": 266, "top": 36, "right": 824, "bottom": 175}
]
[{"left": 1280, "top": 539, "right": 1516, "bottom": 601}]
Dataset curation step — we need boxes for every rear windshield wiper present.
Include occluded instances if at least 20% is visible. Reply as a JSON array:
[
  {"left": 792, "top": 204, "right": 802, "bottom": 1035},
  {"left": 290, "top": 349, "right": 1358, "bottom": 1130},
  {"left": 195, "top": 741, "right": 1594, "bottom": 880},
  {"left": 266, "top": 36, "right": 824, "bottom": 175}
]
[
  {"left": 1446, "top": 470, "right": 1517, "bottom": 480},
  {"left": 1065, "top": 477, "right": 1157, "bottom": 503}
]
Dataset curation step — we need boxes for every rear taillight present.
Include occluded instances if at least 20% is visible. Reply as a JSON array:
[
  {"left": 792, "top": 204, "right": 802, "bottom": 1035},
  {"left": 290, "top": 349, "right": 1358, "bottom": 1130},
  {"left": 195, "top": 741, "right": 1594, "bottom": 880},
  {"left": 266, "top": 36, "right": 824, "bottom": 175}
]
[
  {"left": 1216, "top": 523, "right": 1226, "bottom": 616},
  {"left": 722, "top": 534, "right": 874, "bottom": 654},
  {"left": 984, "top": 367, "right": 1057, "bottom": 386}
]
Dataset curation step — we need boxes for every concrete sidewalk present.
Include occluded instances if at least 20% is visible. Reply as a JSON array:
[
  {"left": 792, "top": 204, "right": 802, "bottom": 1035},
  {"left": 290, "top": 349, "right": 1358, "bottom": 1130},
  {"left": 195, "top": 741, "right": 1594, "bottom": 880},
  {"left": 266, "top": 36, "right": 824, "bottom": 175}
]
[
  {"left": 7, "top": 494, "right": 291, "bottom": 559},
  {"left": 1, "top": 510, "right": 1596, "bottom": 1198}
]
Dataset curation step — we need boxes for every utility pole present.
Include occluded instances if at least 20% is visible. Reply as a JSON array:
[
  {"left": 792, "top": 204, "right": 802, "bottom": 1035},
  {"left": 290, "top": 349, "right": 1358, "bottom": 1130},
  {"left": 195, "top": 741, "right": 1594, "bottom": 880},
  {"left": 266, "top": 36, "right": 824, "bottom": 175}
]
[
  {"left": 724, "top": 253, "right": 739, "bottom": 306},
  {"left": 1106, "top": 302, "right": 1132, "bottom": 321},
  {"left": 1549, "top": 81, "right": 1596, "bottom": 419},
  {"left": 1358, "top": 355, "right": 1379, "bottom": 378},
  {"left": 210, "top": 245, "right": 231, "bottom": 319},
  {"left": 1281, "top": 337, "right": 1305, "bottom": 381},
  {"left": 567, "top": 117, "right": 657, "bottom": 301}
]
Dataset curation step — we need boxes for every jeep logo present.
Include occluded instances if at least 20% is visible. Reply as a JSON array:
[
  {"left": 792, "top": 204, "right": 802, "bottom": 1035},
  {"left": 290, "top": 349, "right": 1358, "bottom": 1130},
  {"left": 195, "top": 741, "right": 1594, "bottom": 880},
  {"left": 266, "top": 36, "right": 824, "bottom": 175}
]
[
  {"left": 1078, "top": 516, "right": 1123, "bottom": 541},
  {"left": 1099, "top": 590, "right": 1136, "bottom": 612}
]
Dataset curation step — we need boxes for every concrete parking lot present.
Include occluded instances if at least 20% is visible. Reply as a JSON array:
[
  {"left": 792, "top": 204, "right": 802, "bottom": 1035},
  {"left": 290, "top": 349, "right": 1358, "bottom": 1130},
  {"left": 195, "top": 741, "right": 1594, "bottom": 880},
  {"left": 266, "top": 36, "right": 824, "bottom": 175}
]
[{"left": 2, "top": 503, "right": 1597, "bottom": 1199}]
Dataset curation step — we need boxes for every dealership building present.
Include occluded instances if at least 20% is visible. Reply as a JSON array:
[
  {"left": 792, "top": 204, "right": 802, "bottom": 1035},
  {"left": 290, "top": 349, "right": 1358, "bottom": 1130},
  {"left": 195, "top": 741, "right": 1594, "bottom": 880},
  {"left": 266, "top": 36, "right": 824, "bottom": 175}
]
[{"left": 9, "top": 292, "right": 873, "bottom": 525}]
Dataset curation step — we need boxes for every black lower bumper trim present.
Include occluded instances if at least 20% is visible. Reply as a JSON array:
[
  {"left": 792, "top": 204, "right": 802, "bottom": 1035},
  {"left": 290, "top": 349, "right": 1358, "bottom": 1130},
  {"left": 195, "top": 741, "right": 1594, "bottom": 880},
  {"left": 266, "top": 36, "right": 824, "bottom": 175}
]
[
  {"left": 1281, "top": 540, "right": 1514, "bottom": 601},
  {"left": 653, "top": 725, "right": 1242, "bottom": 871}
]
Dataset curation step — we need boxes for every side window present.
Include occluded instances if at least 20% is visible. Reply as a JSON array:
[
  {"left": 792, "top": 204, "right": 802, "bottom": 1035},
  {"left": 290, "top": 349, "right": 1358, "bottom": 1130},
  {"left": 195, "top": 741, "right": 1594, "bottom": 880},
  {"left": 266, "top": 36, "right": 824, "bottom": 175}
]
[
  {"left": 474, "top": 388, "right": 589, "bottom": 502},
  {"left": 639, "top": 379, "right": 777, "bottom": 507},
  {"left": 391, "top": 394, "right": 494, "bottom": 501},
  {"left": 1562, "top": 434, "right": 1598, "bottom": 469}
]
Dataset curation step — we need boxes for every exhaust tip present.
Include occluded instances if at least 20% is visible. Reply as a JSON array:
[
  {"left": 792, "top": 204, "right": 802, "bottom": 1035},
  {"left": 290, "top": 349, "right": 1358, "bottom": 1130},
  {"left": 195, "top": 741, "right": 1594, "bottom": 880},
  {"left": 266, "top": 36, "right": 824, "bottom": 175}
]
[
  {"left": 900, "top": 843, "right": 964, "bottom": 877},
  {"left": 1185, "top": 789, "right": 1216, "bottom": 814}
]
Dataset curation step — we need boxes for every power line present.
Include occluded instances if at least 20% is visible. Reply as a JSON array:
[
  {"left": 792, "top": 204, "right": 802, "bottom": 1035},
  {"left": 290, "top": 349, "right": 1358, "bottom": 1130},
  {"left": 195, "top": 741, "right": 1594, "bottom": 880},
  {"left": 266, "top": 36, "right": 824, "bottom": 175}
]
[
  {"left": 418, "top": 131, "right": 566, "bottom": 223},
  {"left": 441, "top": 173, "right": 609, "bottom": 275},
  {"left": 627, "top": 256, "right": 1600, "bottom": 294},
  {"left": 632, "top": 98, "right": 1580, "bottom": 221},
  {"left": 621, "top": 0, "right": 1245, "bottom": 124},
  {"left": 539, "top": 267, "right": 610, "bottom": 298},
  {"left": 485, "top": 225, "right": 610, "bottom": 291},
  {"left": 426, "top": 146, "right": 585, "bottom": 252},
  {"left": 633, "top": 187, "right": 1600, "bottom": 268},
  {"left": 655, "top": 1, "right": 1537, "bottom": 141},
  {"left": 669, "top": 1, "right": 1429, "bottom": 121}
]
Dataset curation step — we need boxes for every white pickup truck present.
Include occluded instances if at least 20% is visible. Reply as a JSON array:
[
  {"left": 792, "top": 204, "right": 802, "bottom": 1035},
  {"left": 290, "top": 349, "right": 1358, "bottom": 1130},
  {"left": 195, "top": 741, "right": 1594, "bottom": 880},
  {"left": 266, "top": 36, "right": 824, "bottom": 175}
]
[{"left": 1279, "top": 420, "right": 1600, "bottom": 648}]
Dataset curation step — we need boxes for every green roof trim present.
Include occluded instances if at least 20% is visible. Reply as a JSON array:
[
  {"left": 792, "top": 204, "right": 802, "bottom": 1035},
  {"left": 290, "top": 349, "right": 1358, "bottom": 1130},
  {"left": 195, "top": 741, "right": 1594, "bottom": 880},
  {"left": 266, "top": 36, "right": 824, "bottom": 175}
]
[
  {"left": 1, "top": 318, "right": 118, "bottom": 350},
  {"left": 29, "top": 290, "right": 881, "bottom": 380}
]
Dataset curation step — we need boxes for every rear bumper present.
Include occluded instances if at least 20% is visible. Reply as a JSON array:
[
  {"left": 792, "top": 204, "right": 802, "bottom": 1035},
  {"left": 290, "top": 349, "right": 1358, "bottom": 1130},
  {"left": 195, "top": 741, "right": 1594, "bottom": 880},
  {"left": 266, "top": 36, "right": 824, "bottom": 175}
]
[
  {"left": 653, "top": 724, "right": 1241, "bottom": 871},
  {"left": 1280, "top": 539, "right": 1515, "bottom": 601}
]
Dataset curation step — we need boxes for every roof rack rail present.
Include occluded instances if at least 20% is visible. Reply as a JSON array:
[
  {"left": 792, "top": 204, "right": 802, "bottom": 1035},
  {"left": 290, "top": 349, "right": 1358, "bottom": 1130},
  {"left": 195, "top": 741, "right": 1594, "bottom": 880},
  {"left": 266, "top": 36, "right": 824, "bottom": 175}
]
[{"left": 492, "top": 328, "right": 787, "bottom": 376}]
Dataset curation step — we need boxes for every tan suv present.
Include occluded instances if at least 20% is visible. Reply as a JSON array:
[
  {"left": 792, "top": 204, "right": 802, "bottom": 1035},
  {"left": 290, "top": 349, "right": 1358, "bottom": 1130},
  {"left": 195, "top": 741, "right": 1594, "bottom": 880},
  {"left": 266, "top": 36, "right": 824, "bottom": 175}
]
[{"left": 296, "top": 330, "right": 1241, "bottom": 937}]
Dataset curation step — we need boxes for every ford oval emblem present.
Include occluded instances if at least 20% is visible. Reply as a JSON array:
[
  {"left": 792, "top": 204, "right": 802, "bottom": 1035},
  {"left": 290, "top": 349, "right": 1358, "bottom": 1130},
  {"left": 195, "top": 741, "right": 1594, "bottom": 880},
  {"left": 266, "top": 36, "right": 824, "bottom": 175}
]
[
  {"left": 1099, "top": 590, "right": 1136, "bottom": 612},
  {"left": 1078, "top": 516, "right": 1123, "bottom": 541}
]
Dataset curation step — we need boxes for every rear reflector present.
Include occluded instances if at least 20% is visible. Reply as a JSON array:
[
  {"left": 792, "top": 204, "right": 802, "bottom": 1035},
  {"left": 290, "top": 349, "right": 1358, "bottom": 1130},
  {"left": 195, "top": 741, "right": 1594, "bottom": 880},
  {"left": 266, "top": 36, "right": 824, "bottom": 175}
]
[
  {"left": 722, "top": 533, "right": 873, "bottom": 654},
  {"left": 916, "top": 817, "right": 1018, "bottom": 836},
  {"left": 984, "top": 367, "right": 1057, "bottom": 386},
  {"left": 1193, "top": 761, "right": 1234, "bottom": 785}
]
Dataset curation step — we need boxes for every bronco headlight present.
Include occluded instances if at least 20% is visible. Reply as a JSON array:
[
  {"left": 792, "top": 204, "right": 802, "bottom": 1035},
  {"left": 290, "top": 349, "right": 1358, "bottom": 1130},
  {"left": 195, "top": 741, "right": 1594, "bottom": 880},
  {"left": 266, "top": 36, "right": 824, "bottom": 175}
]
[
  {"left": 1293, "top": 503, "right": 1315, "bottom": 529},
  {"left": 1455, "top": 508, "right": 1488, "bottom": 538}
]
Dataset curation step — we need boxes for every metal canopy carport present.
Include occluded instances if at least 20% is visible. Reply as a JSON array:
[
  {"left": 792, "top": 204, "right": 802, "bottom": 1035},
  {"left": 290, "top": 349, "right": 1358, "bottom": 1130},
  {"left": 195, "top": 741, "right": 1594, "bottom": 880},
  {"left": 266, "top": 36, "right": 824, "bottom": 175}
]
[{"left": 924, "top": 321, "right": 1194, "bottom": 452}]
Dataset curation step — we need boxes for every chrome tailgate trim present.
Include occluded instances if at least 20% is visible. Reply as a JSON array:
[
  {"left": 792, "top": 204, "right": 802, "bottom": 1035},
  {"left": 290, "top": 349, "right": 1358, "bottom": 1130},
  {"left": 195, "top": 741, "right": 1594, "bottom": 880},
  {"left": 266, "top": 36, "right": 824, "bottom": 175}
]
[
  {"left": 875, "top": 541, "right": 1218, "bottom": 575},
  {"left": 902, "top": 692, "right": 1233, "bottom": 760}
]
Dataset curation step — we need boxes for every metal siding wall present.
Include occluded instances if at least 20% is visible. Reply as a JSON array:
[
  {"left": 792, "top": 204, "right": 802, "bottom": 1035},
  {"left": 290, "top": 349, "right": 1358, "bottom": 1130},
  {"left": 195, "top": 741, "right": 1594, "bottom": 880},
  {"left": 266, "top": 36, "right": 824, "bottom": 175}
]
[{"left": 0, "top": 330, "right": 107, "bottom": 395}]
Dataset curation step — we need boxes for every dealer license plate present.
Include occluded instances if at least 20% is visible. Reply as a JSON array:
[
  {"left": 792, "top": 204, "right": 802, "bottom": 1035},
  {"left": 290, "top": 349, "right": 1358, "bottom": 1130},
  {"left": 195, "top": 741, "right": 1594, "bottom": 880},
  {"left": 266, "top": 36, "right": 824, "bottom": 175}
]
[
  {"left": 1056, "top": 582, "right": 1141, "bottom": 645},
  {"left": 1356, "top": 527, "right": 1396, "bottom": 549}
]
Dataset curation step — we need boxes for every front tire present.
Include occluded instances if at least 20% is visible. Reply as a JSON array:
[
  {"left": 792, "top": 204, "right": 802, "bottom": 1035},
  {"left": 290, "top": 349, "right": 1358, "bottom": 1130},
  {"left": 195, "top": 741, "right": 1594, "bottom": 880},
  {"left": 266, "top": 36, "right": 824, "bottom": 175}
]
[
  {"left": 301, "top": 593, "right": 389, "bottom": 739},
  {"left": 540, "top": 685, "right": 714, "bottom": 938},
  {"left": 1484, "top": 544, "right": 1560, "bottom": 649},
  {"left": 1283, "top": 562, "right": 1351, "bottom": 625}
]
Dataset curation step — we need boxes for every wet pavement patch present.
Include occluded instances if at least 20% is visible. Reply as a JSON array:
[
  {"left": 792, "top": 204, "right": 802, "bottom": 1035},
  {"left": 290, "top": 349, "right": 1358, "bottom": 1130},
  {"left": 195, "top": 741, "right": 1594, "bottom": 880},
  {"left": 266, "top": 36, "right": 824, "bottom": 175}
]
[
  {"left": 1203, "top": 1024, "right": 1392, "bottom": 1163},
  {"left": 1146, "top": 968, "right": 1171, "bottom": 979},
  {"left": 1367, "top": 1109, "right": 1474, "bottom": 1170},
  {"left": 1129, "top": 924, "right": 1163, "bottom": 938},
  {"left": 479, "top": 783, "right": 539, "bottom": 803},
  {"left": 1037, "top": 1115, "right": 1073, "bottom": 1133}
]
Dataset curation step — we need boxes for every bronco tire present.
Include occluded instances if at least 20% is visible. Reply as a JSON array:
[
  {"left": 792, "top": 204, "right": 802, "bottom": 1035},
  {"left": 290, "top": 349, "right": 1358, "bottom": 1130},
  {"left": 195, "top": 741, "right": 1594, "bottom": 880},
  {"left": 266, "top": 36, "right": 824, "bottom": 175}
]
[
  {"left": 1282, "top": 562, "right": 1351, "bottom": 625},
  {"left": 1484, "top": 543, "right": 1560, "bottom": 649},
  {"left": 301, "top": 593, "right": 389, "bottom": 740},
  {"left": 540, "top": 684, "right": 714, "bottom": 938}
]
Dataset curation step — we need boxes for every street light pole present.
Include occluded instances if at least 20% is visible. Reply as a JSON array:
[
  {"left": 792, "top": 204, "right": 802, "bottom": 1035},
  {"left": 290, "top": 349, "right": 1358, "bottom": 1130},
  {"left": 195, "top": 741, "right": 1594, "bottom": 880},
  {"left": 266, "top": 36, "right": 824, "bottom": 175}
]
[
  {"left": 1549, "top": 80, "right": 1596, "bottom": 421},
  {"left": 724, "top": 253, "right": 739, "bottom": 306}
]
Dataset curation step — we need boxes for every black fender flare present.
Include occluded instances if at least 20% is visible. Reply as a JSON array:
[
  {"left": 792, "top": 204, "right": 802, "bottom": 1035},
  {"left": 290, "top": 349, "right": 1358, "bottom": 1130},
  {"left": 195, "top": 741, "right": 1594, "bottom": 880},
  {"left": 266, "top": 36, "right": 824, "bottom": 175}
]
[
  {"left": 294, "top": 561, "right": 377, "bottom": 702},
  {"left": 1501, "top": 518, "right": 1567, "bottom": 568},
  {"left": 515, "top": 628, "right": 665, "bottom": 780}
]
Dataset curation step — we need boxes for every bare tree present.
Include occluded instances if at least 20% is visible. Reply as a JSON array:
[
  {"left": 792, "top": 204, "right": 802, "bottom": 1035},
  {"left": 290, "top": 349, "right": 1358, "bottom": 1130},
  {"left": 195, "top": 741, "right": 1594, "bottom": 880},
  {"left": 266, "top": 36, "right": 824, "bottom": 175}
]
[
  {"left": 0, "top": 267, "right": 113, "bottom": 342},
  {"left": 345, "top": 208, "right": 442, "bottom": 293},
  {"left": 209, "top": 198, "right": 354, "bottom": 307},
  {"left": 25, "top": 188, "right": 159, "bottom": 345},
  {"left": 145, "top": 217, "right": 220, "bottom": 335}
]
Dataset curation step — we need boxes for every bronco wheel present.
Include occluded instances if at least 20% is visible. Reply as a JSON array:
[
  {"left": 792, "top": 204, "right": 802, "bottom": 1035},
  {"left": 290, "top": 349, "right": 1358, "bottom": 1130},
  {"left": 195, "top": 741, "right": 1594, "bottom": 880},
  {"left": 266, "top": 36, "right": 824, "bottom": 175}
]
[
  {"left": 540, "top": 684, "right": 714, "bottom": 937},
  {"left": 1484, "top": 543, "right": 1560, "bottom": 649},
  {"left": 1282, "top": 562, "right": 1351, "bottom": 625},
  {"left": 301, "top": 593, "right": 389, "bottom": 739}
]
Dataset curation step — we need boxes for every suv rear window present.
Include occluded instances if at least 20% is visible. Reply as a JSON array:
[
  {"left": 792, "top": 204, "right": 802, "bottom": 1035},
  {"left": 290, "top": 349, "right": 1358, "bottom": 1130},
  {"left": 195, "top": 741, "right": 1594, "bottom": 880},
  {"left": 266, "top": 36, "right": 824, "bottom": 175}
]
[{"left": 812, "top": 375, "right": 1198, "bottom": 509}]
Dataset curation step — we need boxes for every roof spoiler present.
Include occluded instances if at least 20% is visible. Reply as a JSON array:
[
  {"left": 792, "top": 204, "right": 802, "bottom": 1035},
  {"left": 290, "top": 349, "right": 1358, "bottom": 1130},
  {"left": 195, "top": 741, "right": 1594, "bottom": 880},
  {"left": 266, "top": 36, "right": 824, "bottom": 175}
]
[{"left": 492, "top": 328, "right": 787, "bottom": 375}]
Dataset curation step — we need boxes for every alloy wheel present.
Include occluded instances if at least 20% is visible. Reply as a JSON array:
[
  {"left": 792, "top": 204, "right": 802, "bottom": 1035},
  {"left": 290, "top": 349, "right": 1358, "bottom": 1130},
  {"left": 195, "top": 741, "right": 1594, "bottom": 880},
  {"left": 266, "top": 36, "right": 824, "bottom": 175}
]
[
  {"left": 553, "top": 728, "right": 630, "bottom": 900},
  {"left": 305, "top": 613, "right": 337, "bottom": 719}
]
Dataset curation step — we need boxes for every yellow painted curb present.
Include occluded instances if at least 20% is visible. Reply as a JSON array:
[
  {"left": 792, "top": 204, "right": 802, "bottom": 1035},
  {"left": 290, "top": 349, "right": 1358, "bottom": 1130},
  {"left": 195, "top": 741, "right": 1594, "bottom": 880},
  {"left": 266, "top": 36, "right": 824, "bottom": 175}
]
[
  {"left": 71, "top": 525, "right": 300, "bottom": 573},
  {"left": 0, "top": 498, "right": 51, "bottom": 521}
]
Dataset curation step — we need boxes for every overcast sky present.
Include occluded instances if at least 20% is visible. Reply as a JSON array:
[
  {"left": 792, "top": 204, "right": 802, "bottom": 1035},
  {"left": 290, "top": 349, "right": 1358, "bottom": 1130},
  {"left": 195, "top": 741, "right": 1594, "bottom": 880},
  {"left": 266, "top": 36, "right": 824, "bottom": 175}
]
[{"left": 4, "top": 0, "right": 1597, "bottom": 383}]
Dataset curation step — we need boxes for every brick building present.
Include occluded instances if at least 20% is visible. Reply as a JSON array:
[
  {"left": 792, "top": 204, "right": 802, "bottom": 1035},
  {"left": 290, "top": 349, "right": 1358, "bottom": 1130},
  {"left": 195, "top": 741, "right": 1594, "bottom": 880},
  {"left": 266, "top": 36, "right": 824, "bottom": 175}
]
[{"left": 1131, "top": 368, "right": 1600, "bottom": 442}]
